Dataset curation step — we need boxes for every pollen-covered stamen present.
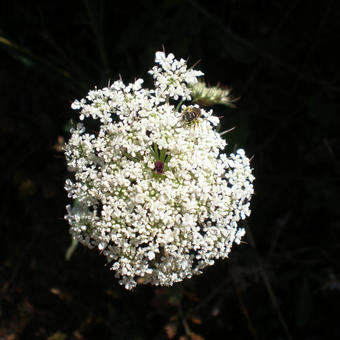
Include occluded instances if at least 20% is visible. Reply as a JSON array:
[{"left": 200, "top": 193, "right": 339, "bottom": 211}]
[{"left": 154, "top": 160, "right": 165, "bottom": 174}]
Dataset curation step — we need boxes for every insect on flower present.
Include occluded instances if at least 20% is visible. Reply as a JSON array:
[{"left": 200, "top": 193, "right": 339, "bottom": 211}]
[{"left": 181, "top": 106, "right": 202, "bottom": 123}]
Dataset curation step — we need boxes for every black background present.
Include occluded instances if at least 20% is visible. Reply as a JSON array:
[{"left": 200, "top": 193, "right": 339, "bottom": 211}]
[{"left": 1, "top": 1, "right": 339, "bottom": 339}]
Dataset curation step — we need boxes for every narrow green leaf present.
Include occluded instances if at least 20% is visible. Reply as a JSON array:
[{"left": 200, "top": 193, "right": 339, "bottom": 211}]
[
  {"left": 65, "top": 238, "right": 79, "bottom": 261},
  {"left": 175, "top": 100, "right": 184, "bottom": 112},
  {"left": 160, "top": 148, "right": 166, "bottom": 162},
  {"left": 154, "top": 143, "right": 159, "bottom": 159}
]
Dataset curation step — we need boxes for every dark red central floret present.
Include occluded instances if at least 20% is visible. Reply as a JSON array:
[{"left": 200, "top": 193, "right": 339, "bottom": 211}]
[{"left": 154, "top": 160, "right": 165, "bottom": 174}]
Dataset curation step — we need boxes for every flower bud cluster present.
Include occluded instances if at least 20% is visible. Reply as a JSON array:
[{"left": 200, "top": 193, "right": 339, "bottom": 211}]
[
  {"left": 64, "top": 51, "right": 254, "bottom": 289},
  {"left": 190, "top": 80, "right": 236, "bottom": 107}
]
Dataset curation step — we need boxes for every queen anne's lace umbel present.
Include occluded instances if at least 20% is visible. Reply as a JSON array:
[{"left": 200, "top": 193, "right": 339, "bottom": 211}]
[{"left": 64, "top": 51, "right": 254, "bottom": 289}]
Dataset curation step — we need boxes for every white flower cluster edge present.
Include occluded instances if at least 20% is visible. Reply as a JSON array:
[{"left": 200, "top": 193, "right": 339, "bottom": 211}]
[{"left": 64, "top": 51, "right": 254, "bottom": 290}]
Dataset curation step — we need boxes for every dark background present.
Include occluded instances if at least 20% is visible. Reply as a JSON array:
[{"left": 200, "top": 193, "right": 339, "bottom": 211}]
[{"left": 1, "top": 1, "right": 339, "bottom": 339}]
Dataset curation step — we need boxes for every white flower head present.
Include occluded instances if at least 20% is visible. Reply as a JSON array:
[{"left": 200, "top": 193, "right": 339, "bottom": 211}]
[
  {"left": 149, "top": 51, "right": 204, "bottom": 101},
  {"left": 64, "top": 51, "right": 254, "bottom": 289}
]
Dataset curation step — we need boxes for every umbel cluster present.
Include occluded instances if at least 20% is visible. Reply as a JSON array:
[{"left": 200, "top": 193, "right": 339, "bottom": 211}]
[{"left": 64, "top": 51, "right": 254, "bottom": 289}]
